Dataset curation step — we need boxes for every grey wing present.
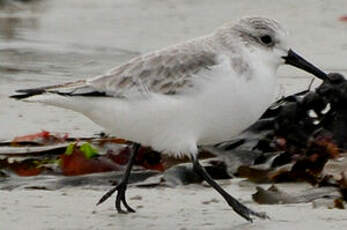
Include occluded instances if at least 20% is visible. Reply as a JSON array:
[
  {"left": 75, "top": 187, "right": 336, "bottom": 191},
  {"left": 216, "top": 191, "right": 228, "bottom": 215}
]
[
  {"left": 87, "top": 46, "right": 218, "bottom": 98},
  {"left": 12, "top": 44, "right": 219, "bottom": 100}
]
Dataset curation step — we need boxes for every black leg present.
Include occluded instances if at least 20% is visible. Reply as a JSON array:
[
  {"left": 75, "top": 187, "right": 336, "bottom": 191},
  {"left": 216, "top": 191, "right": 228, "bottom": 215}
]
[
  {"left": 97, "top": 143, "right": 140, "bottom": 213},
  {"left": 191, "top": 154, "right": 269, "bottom": 222}
]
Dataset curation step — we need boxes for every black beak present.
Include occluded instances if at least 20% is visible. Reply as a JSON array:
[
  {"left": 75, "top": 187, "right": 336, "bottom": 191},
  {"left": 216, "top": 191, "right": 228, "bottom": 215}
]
[{"left": 282, "top": 49, "right": 328, "bottom": 81}]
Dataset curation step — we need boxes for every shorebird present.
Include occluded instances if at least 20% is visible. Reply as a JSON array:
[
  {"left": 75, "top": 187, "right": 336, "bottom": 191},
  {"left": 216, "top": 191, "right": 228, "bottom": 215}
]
[{"left": 11, "top": 16, "right": 327, "bottom": 222}]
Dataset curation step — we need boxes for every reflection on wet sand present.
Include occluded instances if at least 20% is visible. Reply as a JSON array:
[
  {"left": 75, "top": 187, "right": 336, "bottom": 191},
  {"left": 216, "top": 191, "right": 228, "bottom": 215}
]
[{"left": 0, "top": 0, "right": 43, "bottom": 40}]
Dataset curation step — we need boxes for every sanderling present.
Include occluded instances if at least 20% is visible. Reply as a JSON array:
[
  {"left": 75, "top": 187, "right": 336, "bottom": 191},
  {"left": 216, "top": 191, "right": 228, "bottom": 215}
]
[{"left": 12, "top": 16, "right": 327, "bottom": 222}]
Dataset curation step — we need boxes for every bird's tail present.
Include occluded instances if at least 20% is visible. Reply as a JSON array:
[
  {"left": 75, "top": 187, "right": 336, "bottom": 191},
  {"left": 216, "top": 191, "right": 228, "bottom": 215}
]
[
  {"left": 10, "top": 80, "right": 90, "bottom": 100},
  {"left": 10, "top": 79, "right": 107, "bottom": 113}
]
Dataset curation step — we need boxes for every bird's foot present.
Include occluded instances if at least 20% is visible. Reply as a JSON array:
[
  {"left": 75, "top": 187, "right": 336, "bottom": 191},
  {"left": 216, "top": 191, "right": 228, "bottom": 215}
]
[
  {"left": 97, "top": 182, "right": 135, "bottom": 214},
  {"left": 226, "top": 195, "right": 269, "bottom": 222}
]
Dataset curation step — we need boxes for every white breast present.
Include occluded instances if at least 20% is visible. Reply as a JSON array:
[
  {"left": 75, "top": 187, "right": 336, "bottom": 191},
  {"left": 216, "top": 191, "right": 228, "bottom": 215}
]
[{"left": 81, "top": 56, "right": 277, "bottom": 157}]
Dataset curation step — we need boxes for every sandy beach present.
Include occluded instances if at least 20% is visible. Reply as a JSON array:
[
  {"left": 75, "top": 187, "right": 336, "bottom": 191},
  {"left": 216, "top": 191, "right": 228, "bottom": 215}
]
[{"left": 2, "top": 180, "right": 347, "bottom": 230}]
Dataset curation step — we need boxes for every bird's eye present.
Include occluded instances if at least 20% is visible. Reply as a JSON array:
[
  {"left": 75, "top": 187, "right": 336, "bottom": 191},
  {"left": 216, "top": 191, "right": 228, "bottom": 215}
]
[{"left": 259, "top": 35, "right": 273, "bottom": 46}]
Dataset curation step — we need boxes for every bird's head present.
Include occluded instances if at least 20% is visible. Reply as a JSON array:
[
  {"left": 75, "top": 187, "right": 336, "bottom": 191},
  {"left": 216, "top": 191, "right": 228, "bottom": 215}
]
[{"left": 217, "top": 16, "right": 327, "bottom": 80}]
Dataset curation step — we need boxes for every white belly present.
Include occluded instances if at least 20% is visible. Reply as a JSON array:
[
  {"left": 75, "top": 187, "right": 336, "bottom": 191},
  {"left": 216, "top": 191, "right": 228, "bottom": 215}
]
[{"left": 85, "top": 70, "right": 277, "bottom": 156}]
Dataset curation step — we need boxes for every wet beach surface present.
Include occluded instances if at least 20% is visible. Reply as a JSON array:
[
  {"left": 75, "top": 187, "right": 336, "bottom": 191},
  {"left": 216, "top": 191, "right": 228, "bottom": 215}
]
[{"left": 1, "top": 0, "right": 347, "bottom": 229}]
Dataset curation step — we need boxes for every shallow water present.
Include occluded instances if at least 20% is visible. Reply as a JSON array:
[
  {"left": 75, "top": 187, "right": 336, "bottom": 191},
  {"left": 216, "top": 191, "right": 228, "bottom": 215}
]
[{"left": 1, "top": 0, "right": 347, "bottom": 139}]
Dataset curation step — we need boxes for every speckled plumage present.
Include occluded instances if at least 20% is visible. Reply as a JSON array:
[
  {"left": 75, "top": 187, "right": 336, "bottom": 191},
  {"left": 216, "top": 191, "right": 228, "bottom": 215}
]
[{"left": 89, "top": 42, "right": 218, "bottom": 97}]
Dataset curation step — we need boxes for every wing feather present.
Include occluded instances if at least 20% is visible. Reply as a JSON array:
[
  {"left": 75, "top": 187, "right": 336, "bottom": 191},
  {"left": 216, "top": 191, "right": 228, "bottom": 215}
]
[
  {"left": 88, "top": 40, "right": 218, "bottom": 98},
  {"left": 12, "top": 38, "right": 220, "bottom": 100}
]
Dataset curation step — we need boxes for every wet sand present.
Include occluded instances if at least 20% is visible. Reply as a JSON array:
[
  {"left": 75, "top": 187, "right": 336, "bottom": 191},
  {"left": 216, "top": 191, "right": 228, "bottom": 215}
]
[
  {"left": 1, "top": 0, "right": 347, "bottom": 229},
  {"left": 2, "top": 181, "right": 347, "bottom": 230}
]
